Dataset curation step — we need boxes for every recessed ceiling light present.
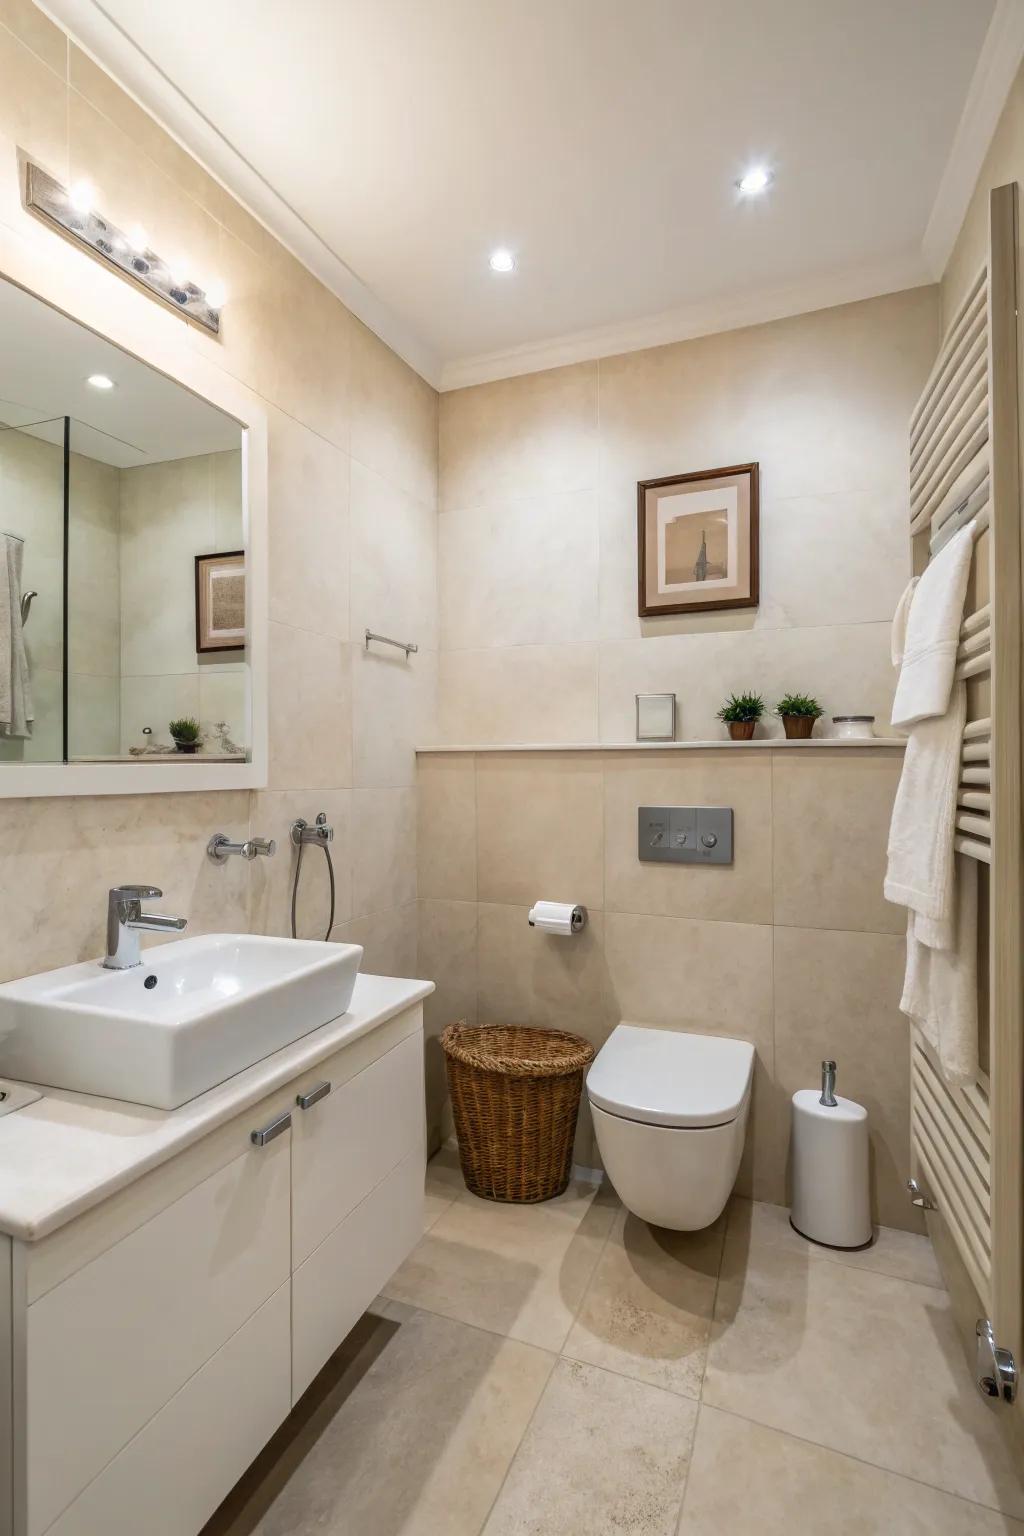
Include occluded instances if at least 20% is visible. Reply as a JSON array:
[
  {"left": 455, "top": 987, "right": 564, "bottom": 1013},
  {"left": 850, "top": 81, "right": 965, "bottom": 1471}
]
[
  {"left": 736, "top": 166, "right": 773, "bottom": 197},
  {"left": 86, "top": 374, "right": 115, "bottom": 390},
  {"left": 488, "top": 248, "right": 516, "bottom": 273}
]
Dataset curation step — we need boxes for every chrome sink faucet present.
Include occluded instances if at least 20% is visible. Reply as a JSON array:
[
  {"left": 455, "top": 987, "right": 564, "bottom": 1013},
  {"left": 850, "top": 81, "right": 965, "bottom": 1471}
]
[{"left": 104, "top": 885, "right": 187, "bottom": 970}]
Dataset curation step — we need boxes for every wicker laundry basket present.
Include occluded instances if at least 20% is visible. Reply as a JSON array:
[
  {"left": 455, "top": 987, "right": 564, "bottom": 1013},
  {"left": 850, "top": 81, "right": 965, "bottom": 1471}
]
[{"left": 441, "top": 1022, "right": 595, "bottom": 1203}]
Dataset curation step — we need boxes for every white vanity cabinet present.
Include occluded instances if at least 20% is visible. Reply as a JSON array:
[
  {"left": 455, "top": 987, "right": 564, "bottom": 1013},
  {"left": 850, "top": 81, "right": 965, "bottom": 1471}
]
[{"left": 1, "top": 1001, "right": 426, "bottom": 1536}]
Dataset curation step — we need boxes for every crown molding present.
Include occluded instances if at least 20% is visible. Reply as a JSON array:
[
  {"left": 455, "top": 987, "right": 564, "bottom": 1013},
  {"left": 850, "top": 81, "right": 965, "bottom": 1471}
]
[
  {"left": 438, "top": 251, "right": 934, "bottom": 391},
  {"left": 38, "top": 0, "right": 445, "bottom": 387},
  {"left": 922, "top": 0, "right": 1024, "bottom": 279}
]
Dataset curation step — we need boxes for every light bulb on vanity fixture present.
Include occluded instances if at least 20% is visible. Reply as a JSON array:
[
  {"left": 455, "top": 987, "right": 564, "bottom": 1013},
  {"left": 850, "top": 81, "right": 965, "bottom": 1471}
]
[
  {"left": 736, "top": 165, "right": 773, "bottom": 197},
  {"left": 67, "top": 179, "right": 94, "bottom": 216}
]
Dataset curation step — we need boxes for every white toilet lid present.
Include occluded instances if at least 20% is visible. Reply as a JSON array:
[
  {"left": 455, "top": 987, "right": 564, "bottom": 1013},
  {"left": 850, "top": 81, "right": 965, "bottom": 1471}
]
[{"left": 587, "top": 1023, "right": 755, "bottom": 1128}]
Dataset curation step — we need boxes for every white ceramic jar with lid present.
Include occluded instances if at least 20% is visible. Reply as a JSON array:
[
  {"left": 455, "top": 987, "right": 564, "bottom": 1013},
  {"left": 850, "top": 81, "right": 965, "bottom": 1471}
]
[{"left": 831, "top": 715, "right": 875, "bottom": 740}]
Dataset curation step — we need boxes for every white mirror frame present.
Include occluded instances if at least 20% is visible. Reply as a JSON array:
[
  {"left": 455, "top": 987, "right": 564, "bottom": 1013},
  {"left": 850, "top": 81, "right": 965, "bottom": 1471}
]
[{"left": 0, "top": 230, "right": 268, "bottom": 797}]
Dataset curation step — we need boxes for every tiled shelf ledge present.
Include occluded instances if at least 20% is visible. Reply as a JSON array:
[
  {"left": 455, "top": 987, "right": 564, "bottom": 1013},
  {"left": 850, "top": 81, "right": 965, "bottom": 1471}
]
[{"left": 416, "top": 738, "right": 906, "bottom": 753}]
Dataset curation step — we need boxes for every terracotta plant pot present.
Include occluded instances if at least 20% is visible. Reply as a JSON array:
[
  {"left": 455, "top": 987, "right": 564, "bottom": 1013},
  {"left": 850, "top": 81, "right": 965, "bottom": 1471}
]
[
  {"left": 727, "top": 719, "right": 757, "bottom": 741},
  {"left": 781, "top": 714, "right": 816, "bottom": 740}
]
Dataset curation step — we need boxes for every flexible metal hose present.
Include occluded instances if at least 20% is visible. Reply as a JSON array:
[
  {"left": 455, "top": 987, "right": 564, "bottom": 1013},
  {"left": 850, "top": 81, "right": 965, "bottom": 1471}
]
[{"left": 290, "top": 835, "right": 336, "bottom": 941}]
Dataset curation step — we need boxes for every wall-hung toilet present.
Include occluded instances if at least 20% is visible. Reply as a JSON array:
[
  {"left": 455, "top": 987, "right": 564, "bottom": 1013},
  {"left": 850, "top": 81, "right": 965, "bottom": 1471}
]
[{"left": 587, "top": 1023, "right": 755, "bottom": 1230}]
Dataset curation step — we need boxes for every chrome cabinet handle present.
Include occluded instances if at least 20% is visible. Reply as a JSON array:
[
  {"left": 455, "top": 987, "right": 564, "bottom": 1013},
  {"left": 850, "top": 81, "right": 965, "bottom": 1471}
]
[
  {"left": 296, "top": 1080, "right": 331, "bottom": 1111},
  {"left": 250, "top": 1110, "right": 292, "bottom": 1146}
]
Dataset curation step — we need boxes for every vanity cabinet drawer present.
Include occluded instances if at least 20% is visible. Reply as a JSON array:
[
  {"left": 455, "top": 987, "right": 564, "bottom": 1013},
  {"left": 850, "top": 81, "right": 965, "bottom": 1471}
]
[
  {"left": 45, "top": 1282, "right": 291, "bottom": 1536},
  {"left": 26, "top": 1123, "right": 290, "bottom": 1536},
  {"left": 292, "top": 1148, "right": 424, "bottom": 1399},
  {"left": 291, "top": 1029, "right": 425, "bottom": 1267}
]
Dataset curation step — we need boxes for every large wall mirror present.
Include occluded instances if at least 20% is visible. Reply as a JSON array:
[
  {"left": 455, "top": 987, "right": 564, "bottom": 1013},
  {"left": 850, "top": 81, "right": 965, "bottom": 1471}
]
[{"left": 0, "top": 273, "right": 265, "bottom": 795}]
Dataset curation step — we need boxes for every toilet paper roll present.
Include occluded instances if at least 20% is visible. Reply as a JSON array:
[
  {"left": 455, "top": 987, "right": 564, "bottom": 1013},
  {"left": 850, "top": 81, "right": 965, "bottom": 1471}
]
[
  {"left": 790, "top": 1088, "right": 872, "bottom": 1249},
  {"left": 527, "top": 901, "right": 587, "bottom": 935}
]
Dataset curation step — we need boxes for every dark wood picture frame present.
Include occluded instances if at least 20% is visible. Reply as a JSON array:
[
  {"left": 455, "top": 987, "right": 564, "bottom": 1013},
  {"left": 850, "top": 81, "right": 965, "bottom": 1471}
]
[
  {"left": 637, "top": 462, "right": 760, "bottom": 617},
  {"left": 194, "top": 549, "right": 246, "bottom": 653}
]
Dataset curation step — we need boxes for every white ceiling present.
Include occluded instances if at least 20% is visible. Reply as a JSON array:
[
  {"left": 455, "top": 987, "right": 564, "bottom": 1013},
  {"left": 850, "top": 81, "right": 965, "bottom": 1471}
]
[
  {"left": 45, "top": 0, "right": 1021, "bottom": 388},
  {"left": 0, "top": 276, "right": 241, "bottom": 466}
]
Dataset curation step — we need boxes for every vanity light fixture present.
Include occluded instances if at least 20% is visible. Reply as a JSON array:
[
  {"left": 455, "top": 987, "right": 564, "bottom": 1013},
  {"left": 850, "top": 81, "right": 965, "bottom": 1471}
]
[
  {"left": 736, "top": 165, "right": 773, "bottom": 197},
  {"left": 22, "top": 161, "right": 224, "bottom": 335},
  {"left": 488, "top": 248, "right": 516, "bottom": 273},
  {"left": 86, "top": 374, "right": 115, "bottom": 390}
]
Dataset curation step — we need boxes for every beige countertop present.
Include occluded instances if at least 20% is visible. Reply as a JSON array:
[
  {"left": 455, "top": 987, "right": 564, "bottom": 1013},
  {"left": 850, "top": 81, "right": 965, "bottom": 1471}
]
[
  {"left": 0, "top": 971, "right": 433, "bottom": 1243},
  {"left": 416, "top": 738, "right": 907, "bottom": 753}
]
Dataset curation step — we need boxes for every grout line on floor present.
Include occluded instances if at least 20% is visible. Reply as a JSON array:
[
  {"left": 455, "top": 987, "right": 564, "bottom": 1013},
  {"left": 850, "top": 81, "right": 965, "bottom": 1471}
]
[
  {"left": 673, "top": 1398, "right": 704, "bottom": 1535},
  {"left": 699, "top": 1400, "right": 1020, "bottom": 1520}
]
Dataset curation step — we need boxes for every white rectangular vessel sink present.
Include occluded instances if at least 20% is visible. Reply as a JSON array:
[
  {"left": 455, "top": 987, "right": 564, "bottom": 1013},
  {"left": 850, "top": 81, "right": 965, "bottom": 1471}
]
[{"left": 0, "top": 934, "right": 363, "bottom": 1109}]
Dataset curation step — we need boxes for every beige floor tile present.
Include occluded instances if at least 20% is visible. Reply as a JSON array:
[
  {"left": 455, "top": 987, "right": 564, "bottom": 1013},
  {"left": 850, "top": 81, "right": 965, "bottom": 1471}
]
[
  {"left": 704, "top": 1239, "right": 1024, "bottom": 1516},
  {"left": 483, "top": 1358, "right": 696, "bottom": 1536},
  {"left": 424, "top": 1146, "right": 466, "bottom": 1230},
  {"left": 678, "top": 1406, "right": 1023, "bottom": 1534},
  {"left": 562, "top": 1208, "right": 723, "bottom": 1398},
  {"left": 727, "top": 1197, "right": 944, "bottom": 1288},
  {"left": 207, "top": 1307, "right": 553, "bottom": 1536},
  {"left": 383, "top": 1178, "right": 618, "bottom": 1350}
]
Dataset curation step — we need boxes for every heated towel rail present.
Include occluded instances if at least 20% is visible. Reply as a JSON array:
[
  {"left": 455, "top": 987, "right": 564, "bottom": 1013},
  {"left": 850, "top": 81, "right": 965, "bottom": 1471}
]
[{"left": 907, "top": 183, "right": 1022, "bottom": 1436}]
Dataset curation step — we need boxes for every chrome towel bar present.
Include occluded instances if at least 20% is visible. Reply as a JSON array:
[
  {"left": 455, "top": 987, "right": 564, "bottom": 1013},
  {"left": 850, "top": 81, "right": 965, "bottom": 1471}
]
[{"left": 365, "top": 627, "right": 418, "bottom": 656}]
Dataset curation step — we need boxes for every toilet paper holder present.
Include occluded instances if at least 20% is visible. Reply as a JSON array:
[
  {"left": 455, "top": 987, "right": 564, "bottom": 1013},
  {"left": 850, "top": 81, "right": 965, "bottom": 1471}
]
[{"left": 527, "top": 902, "right": 587, "bottom": 934}]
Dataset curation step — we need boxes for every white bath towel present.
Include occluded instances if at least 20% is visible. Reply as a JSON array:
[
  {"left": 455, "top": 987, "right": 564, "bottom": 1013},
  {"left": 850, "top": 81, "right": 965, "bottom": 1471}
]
[
  {"left": 901, "top": 855, "right": 978, "bottom": 1088},
  {"left": 891, "top": 522, "right": 974, "bottom": 728},
  {"left": 885, "top": 682, "right": 966, "bottom": 944},
  {"left": 0, "top": 534, "right": 32, "bottom": 739}
]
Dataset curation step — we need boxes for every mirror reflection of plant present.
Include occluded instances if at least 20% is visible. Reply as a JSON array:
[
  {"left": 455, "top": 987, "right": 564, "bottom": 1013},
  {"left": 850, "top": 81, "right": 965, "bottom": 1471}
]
[
  {"left": 168, "top": 716, "right": 201, "bottom": 743},
  {"left": 774, "top": 693, "right": 824, "bottom": 720},
  {"left": 716, "top": 692, "right": 765, "bottom": 723}
]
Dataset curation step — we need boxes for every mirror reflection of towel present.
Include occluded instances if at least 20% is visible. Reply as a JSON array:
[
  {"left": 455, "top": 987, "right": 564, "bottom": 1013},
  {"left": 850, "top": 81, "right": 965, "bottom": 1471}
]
[{"left": 0, "top": 534, "right": 33, "bottom": 738}]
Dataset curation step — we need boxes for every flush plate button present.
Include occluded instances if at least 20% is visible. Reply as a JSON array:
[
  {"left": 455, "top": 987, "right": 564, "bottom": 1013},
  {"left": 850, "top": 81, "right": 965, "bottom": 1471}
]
[{"left": 638, "top": 807, "right": 733, "bottom": 865}]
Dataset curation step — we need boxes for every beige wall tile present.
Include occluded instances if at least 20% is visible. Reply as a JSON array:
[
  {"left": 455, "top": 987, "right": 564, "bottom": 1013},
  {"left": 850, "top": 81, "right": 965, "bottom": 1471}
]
[
  {"left": 440, "top": 361, "right": 598, "bottom": 512},
  {"left": 603, "top": 749, "right": 772, "bottom": 924},
  {"left": 248, "top": 788, "right": 353, "bottom": 939},
  {"left": 349, "top": 458, "right": 438, "bottom": 650},
  {"left": 476, "top": 902, "right": 616, "bottom": 1044},
  {"left": 267, "top": 623, "right": 352, "bottom": 790},
  {"left": 757, "top": 488, "right": 910, "bottom": 630},
  {"left": 597, "top": 622, "right": 897, "bottom": 743},
  {"left": 439, "top": 644, "right": 598, "bottom": 744},
  {"left": 773, "top": 749, "right": 904, "bottom": 934},
  {"left": 439, "top": 490, "right": 599, "bottom": 650},
  {"left": 476, "top": 753, "right": 604, "bottom": 910},
  {"left": 352, "top": 642, "right": 438, "bottom": 789},
  {"left": 0, "top": 18, "right": 67, "bottom": 175},
  {"left": 351, "top": 786, "right": 417, "bottom": 918},
  {"left": 2, "top": 0, "right": 66, "bottom": 74},
  {"left": 334, "top": 900, "right": 419, "bottom": 979},
  {"left": 417, "top": 753, "right": 477, "bottom": 901},
  {"left": 0, "top": 790, "right": 251, "bottom": 982},
  {"left": 773, "top": 925, "right": 916, "bottom": 1231},
  {"left": 418, "top": 897, "right": 478, "bottom": 1146},
  {"left": 350, "top": 318, "right": 438, "bottom": 507},
  {"left": 597, "top": 288, "right": 937, "bottom": 503},
  {"left": 267, "top": 410, "right": 350, "bottom": 640}
]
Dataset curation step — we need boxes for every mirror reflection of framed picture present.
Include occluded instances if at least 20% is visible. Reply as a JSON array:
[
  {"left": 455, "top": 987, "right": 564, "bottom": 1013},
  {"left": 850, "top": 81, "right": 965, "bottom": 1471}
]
[
  {"left": 195, "top": 549, "right": 246, "bottom": 653},
  {"left": 637, "top": 462, "right": 759, "bottom": 616}
]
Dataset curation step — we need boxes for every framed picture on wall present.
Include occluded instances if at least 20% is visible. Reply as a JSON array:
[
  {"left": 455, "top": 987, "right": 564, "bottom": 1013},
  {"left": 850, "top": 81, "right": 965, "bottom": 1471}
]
[
  {"left": 637, "top": 462, "right": 759, "bottom": 616},
  {"left": 195, "top": 550, "right": 246, "bottom": 652}
]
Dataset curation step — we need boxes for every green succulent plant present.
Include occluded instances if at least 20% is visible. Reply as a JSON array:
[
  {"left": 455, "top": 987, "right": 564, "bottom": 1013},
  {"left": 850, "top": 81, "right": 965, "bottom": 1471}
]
[
  {"left": 775, "top": 693, "right": 824, "bottom": 719},
  {"left": 717, "top": 692, "right": 765, "bottom": 723},
  {"left": 169, "top": 716, "right": 202, "bottom": 743}
]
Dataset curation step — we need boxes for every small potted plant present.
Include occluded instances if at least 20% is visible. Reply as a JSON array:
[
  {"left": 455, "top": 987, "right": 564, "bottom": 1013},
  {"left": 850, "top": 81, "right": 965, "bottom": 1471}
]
[
  {"left": 169, "top": 716, "right": 202, "bottom": 755},
  {"left": 717, "top": 692, "right": 764, "bottom": 741},
  {"left": 775, "top": 693, "right": 824, "bottom": 740}
]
